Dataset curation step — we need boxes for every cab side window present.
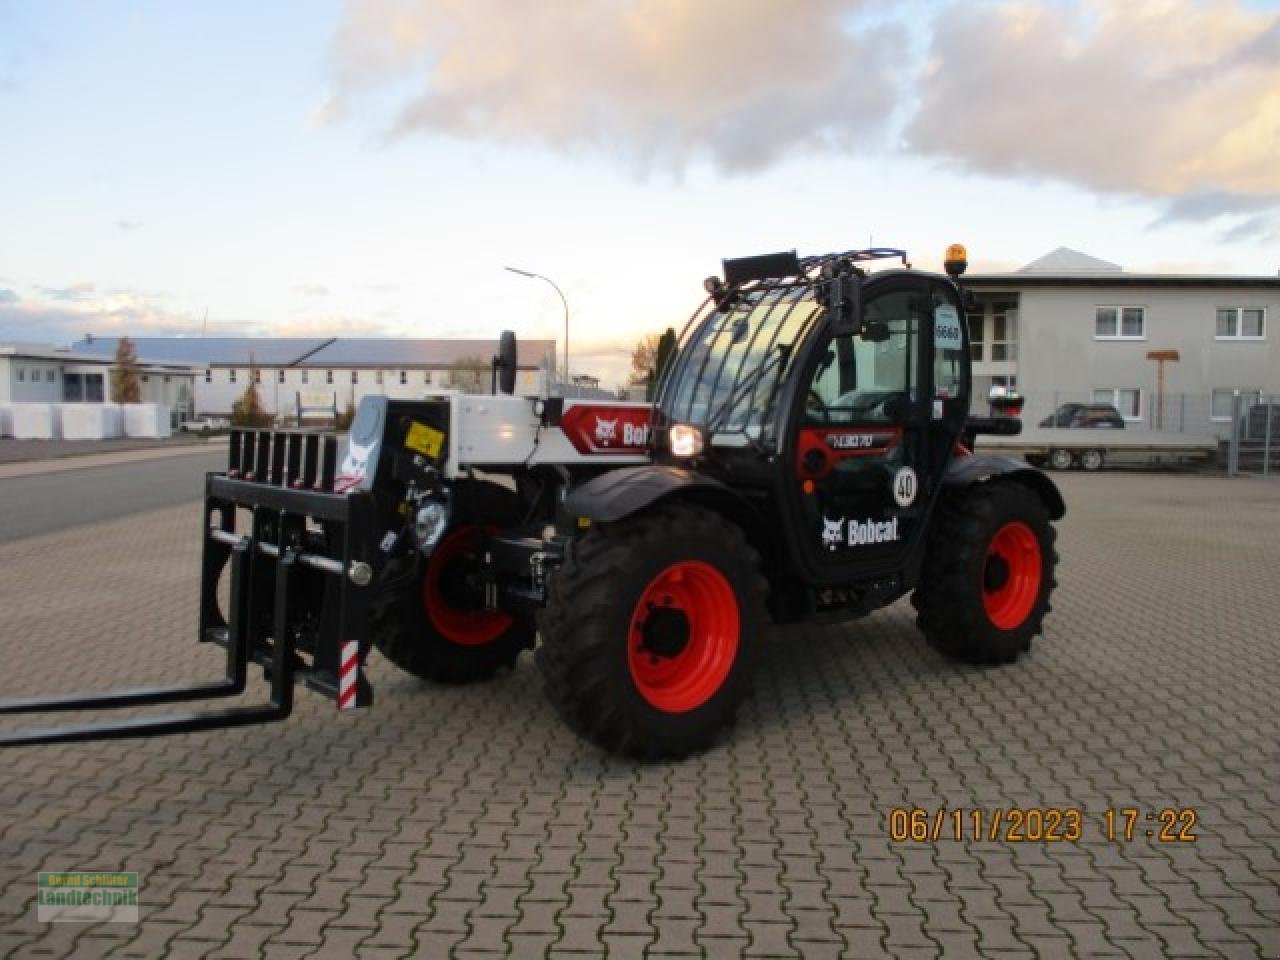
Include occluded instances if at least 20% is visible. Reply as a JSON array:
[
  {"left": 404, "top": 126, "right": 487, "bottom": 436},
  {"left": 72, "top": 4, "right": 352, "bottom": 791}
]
[{"left": 805, "top": 290, "right": 915, "bottom": 424}]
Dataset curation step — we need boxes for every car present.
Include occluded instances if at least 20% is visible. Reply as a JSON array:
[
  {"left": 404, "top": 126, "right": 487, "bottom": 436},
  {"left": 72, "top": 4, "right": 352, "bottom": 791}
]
[{"left": 1038, "top": 403, "right": 1125, "bottom": 429}]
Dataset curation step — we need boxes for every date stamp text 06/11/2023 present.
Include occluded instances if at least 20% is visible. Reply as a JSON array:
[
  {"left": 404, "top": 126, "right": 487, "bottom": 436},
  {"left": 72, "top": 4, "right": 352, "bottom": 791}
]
[{"left": 888, "top": 808, "right": 1199, "bottom": 844}]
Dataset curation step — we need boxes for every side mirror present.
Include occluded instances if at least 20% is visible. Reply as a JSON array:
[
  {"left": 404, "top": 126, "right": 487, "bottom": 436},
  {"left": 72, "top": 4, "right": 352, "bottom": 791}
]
[
  {"left": 493, "top": 330, "right": 518, "bottom": 395},
  {"left": 826, "top": 273, "right": 862, "bottom": 337}
]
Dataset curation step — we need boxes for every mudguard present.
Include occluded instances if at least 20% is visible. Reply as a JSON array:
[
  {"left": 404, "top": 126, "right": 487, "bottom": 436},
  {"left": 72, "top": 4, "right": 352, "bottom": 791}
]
[
  {"left": 565, "top": 465, "right": 758, "bottom": 526},
  {"left": 943, "top": 455, "right": 1066, "bottom": 520}
]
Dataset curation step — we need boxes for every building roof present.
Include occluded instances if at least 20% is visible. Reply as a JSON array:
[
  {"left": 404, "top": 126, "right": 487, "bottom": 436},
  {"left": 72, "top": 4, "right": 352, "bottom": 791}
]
[
  {"left": 1, "top": 341, "right": 110, "bottom": 363},
  {"left": 301, "top": 338, "right": 556, "bottom": 369},
  {"left": 71, "top": 336, "right": 334, "bottom": 366},
  {"left": 1018, "top": 247, "right": 1123, "bottom": 274},
  {"left": 968, "top": 248, "right": 1280, "bottom": 289},
  {"left": 68, "top": 336, "right": 558, "bottom": 369}
]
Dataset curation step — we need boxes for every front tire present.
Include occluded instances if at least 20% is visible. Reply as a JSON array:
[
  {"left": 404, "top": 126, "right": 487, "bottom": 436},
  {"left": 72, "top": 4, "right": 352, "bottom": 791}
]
[
  {"left": 372, "top": 482, "right": 534, "bottom": 684},
  {"left": 537, "top": 503, "right": 767, "bottom": 760},
  {"left": 912, "top": 482, "right": 1057, "bottom": 665}
]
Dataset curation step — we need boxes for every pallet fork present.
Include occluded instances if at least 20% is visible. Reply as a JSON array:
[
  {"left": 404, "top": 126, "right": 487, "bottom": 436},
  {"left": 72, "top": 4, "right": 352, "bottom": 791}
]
[{"left": 0, "top": 469, "right": 376, "bottom": 747}]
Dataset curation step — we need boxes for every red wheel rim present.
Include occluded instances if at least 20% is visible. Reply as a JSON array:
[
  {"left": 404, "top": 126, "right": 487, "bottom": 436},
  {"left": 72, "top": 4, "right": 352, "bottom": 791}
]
[
  {"left": 982, "top": 521, "right": 1042, "bottom": 630},
  {"left": 422, "top": 526, "right": 512, "bottom": 646},
  {"left": 627, "top": 561, "right": 740, "bottom": 714}
]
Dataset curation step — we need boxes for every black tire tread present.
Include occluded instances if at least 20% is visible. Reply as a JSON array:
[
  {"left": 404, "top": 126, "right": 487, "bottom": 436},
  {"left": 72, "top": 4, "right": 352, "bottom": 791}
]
[
  {"left": 536, "top": 503, "right": 768, "bottom": 760},
  {"left": 912, "top": 481, "right": 1058, "bottom": 665},
  {"left": 371, "top": 482, "right": 534, "bottom": 684}
]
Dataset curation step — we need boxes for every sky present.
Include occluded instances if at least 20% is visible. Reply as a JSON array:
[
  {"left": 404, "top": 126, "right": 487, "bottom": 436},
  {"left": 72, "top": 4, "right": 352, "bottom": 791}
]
[{"left": 1, "top": 0, "right": 1277, "bottom": 388}]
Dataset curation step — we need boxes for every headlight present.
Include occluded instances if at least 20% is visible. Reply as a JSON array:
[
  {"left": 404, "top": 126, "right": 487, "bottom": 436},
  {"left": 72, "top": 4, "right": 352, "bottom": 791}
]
[
  {"left": 414, "top": 500, "right": 450, "bottom": 553},
  {"left": 669, "top": 424, "right": 704, "bottom": 457}
]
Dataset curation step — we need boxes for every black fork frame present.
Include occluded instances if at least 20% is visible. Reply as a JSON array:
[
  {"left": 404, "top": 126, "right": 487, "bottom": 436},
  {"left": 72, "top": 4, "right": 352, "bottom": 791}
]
[{"left": 0, "top": 473, "right": 376, "bottom": 747}]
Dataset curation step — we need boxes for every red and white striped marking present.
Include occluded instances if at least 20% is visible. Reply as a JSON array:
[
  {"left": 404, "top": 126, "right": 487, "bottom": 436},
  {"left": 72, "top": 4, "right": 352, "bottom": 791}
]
[{"left": 338, "top": 640, "right": 360, "bottom": 710}]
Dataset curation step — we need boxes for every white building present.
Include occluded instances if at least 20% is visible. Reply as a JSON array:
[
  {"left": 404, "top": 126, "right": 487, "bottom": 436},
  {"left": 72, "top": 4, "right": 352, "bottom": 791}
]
[
  {"left": 0, "top": 342, "right": 200, "bottom": 417},
  {"left": 964, "top": 249, "right": 1280, "bottom": 435},
  {"left": 70, "top": 337, "right": 557, "bottom": 417}
]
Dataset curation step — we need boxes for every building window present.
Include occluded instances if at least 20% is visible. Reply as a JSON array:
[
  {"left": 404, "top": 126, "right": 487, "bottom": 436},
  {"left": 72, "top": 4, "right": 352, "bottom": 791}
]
[
  {"left": 1095, "top": 306, "right": 1145, "bottom": 340},
  {"left": 967, "top": 298, "right": 1017, "bottom": 362},
  {"left": 141, "top": 374, "right": 150, "bottom": 383},
  {"left": 399, "top": 370, "right": 407, "bottom": 385},
  {"left": 254, "top": 369, "right": 262, "bottom": 384},
  {"left": 229, "top": 369, "right": 237, "bottom": 384},
  {"left": 278, "top": 370, "right": 286, "bottom": 384},
  {"left": 351, "top": 370, "right": 359, "bottom": 384},
  {"left": 424, "top": 370, "right": 432, "bottom": 384},
  {"left": 326, "top": 370, "right": 334, "bottom": 385},
  {"left": 1215, "top": 307, "right": 1265, "bottom": 340},
  {"left": 204, "top": 369, "right": 212, "bottom": 383},
  {"left": 1211, "top": 388, "right": 1263, "bottom": 421},
  {"left": 164, "top": 375, "right": 171, "bottom": 383},
  {"left": 1092, "top": 387, "right": 1142, "bottom": 420},
  {"left": 17, "top": 368, "right": 24, "bottom": 382},
  {"left": 376, "top": 371, "right": 384, "bottom": 385},
  {"left": 46, "top": 369, "right": 56, "bottom": 382}
]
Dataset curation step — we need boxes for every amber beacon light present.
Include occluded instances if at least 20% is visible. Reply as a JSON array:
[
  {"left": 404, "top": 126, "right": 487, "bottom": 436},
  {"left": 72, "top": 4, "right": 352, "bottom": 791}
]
[{"left": 944, "top": 244, "right": 968, "bottom": 278}]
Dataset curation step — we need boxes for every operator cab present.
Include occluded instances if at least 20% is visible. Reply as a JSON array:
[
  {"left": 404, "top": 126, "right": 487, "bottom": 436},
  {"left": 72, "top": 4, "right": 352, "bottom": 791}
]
[{"left": 653, "top": 247, "right": 972, "bottom": 592}]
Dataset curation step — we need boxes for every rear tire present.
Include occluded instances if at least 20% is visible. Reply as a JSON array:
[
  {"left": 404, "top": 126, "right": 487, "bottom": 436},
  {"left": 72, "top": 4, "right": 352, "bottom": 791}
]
[
  {"left": 537, "top": 503, "right": 767, "bottom": 760},
  {"left": 372, "top": 481, "right": 534, "bottom": 684},
  {"left": 1079, "top": 448, "right": 1104, "bottom": 471},
  {"left": 912, "top": 482, "right": 1057, "bottom": 665}
]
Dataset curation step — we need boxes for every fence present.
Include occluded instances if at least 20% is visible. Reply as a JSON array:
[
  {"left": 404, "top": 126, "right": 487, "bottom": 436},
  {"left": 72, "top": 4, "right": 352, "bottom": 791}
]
[{"left": 1227, "top": 394, "right": 1280, "bottom": 477}]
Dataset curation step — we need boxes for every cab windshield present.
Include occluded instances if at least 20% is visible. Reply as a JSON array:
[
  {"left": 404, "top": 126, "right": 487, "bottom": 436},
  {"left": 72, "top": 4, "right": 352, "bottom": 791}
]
[{"left": 661, "top": 287, "right": 823, "bottom": 439}]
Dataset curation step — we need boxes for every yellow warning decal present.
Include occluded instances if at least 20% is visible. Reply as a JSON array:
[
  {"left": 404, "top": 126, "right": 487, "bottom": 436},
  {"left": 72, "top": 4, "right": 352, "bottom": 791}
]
[{"left": 405, "top": 421, "right": 445, "bottom": 458}]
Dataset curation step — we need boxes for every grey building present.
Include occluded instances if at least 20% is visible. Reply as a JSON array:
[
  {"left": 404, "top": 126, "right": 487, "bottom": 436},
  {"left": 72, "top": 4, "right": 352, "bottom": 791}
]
[
  {"left": 964, "top": 248, "right": 1280, "bottom": 436},
  {"left": 0, "top": 342, "right": 200, "bottom": 417},
  {"left": 70, "top": 337, "right": 557, "bottom": 417}
]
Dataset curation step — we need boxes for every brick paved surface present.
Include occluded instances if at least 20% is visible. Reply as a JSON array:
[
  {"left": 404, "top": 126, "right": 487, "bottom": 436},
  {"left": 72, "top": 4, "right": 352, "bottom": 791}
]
[{"left": 0, "top": 472, "right": 1277, "bottom": 959}]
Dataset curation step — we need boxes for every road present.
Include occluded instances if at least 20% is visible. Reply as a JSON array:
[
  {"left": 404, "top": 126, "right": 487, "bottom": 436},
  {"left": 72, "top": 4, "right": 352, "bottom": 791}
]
[{"left": 0, "top": 450, "right": 222, "bottom": 543}]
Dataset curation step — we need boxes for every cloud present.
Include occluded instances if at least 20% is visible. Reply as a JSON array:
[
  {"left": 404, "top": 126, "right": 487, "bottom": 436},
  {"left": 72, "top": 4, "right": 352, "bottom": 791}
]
[
  {"left": 0, "top": 286, "right": 197, "bottom": 343},
  {"left": 114, "top": 219, "right": 143, "bottom": 231},
  {"left": 37, "top": 281, "right": 97, "bottom": 302},
  {"left": 0, "top": 289, "right": 17, "bottom": 305},
  {"left": 906, "top": 1, "right": 1280, "bottom": 205},
  {"left": 325, "top": 0, "right": 905, "bottom": 173},
  {"left": 293, "top": 283, "right": 330, "bottom": 297}
]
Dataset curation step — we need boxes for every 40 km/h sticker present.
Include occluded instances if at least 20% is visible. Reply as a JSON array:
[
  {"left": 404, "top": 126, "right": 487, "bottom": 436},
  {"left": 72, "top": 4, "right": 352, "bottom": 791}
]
[{"left": 893, "top": 466, "right": 918, "bottom": 507}]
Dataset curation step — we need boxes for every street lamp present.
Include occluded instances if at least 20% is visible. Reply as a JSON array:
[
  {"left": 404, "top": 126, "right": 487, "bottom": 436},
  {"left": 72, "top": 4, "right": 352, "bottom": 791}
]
[{"left": 505, "top": 266, "right": 569, "bottom": 384}]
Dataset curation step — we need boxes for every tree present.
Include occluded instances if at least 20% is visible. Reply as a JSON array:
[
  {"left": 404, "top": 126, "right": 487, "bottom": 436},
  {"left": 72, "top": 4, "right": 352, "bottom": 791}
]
[
  {"left": 110, "top": 336, "right": 142, "bottom": 403},
  {"left": 652, "top": 327, "right": 677, "bottom": 392},
  {"left": 632, "top": 327, "right": 678, "bottom": 400},
  {"left": 631, "top": 334, "right": 661, "bottom": 382},
  {"left": 448, "top": 355, "right": 490, "bottom": 393},
  {"left": 230, "top": 354, "right": 271, "bottom": 427}
]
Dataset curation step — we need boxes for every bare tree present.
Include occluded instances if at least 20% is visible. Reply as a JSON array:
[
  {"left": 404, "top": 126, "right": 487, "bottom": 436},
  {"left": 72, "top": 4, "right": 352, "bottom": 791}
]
[
  {"left": 231, "top": 354, "right": 271, "bottom": 427},
  {"left": 448, "top": 355, "right": 489, "bottom": 393},
  {"left": 109, "top": 337, "right": 142, "bottom": 403}
]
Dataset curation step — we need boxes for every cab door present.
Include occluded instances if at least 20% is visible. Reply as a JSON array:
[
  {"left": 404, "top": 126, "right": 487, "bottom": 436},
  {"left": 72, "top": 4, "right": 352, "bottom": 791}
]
[{"left": 783, "top": 274, "right": 969, "bottom": 584}]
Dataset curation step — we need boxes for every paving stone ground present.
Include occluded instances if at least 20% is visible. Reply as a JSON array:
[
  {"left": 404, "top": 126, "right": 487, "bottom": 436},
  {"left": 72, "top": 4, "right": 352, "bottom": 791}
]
[{"left": 0, "top": 472, "right": 1277, "bottom": 959}]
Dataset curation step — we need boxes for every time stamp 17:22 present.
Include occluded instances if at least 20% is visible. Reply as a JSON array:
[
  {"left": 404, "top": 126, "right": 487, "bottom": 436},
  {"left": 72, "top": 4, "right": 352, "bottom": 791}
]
[{"left": 887, "top": 808, "right": 1199, "bottom": 844}]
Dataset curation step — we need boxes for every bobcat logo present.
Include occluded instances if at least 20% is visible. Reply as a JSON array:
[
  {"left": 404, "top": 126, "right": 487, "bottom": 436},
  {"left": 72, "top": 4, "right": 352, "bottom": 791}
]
[
  {"left": 821, "top": 516, "right": 844, "bottom": 551},
  {"left": 594, "top": 417, "right": 619, "bottom": 445}
]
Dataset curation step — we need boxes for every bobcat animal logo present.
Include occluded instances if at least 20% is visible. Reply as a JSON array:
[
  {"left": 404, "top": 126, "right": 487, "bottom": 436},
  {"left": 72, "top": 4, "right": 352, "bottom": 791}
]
[
  {"left": 821, "top": 516, "right": 844, "bottom": 551},
  {"left": 594, "top": 417, "right": 619, "bottom": 445}
]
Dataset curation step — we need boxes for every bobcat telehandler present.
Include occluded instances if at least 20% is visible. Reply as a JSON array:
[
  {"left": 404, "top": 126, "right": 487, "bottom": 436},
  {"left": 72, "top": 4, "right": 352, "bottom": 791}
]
[{"left": 1, "top": 245, "right": 1063, "bottom": 759}]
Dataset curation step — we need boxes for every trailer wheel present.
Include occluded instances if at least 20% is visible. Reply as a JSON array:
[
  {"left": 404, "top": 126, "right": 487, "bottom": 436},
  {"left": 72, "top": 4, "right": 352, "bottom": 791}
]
[
  {"left": 1048, "top": 448, "right": 1074, "bottom": 471},
  {"left": 372, "top": 482, "right": 534, "bottom": 684},
  {"left": 1079, "top": 448, "right": 1104, "bottom": 471},
  {"left": 537, "top": 503, "right": 767, "bottom": 760},
  {"left": 912, "top": 481, "right": 1057, "bottom": 665}
]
